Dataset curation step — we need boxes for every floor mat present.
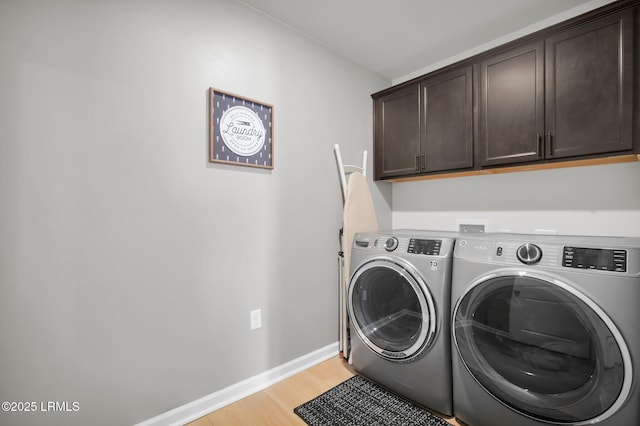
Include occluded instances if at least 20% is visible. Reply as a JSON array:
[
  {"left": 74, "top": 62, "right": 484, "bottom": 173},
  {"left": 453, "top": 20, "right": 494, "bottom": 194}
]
[{"left": 294, "top": 375, "right": 451, "bottom": 426}]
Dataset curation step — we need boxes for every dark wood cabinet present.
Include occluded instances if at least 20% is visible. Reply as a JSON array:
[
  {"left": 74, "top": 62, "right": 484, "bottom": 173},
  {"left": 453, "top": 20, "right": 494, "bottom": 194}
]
[
  {"left": 421, "top": 66, "right": 473, "bottom": 172},
  {"left": 373, "top": 84, "right": 420, "bottom": 179},
  {"left": 478, "top": 41, "right": 544, "bottom": 166},
  {"left": 479, "top": 9, "right": 634, "bottom": 167},
  {"left": 373, "top": 66, "right": 473, "bottom": 179},
  {"left": 373, "top": 2, "right": 638, "bottom": 181},
  {"left": 545, "top": 9, "right": 634, "bottom": 159}
]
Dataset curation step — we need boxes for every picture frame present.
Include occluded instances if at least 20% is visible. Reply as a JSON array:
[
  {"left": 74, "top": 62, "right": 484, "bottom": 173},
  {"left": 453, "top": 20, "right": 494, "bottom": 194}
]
[{"left": 209, "top": 88, "right": 274, "bottom": 169}]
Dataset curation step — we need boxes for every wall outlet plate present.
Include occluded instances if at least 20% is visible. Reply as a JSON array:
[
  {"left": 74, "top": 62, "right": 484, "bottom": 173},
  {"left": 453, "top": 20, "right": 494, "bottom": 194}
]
[
  {"left": 459, "top": 224, "right": 485, "bottom": 233},
  {"left": 250, "top": 309, "right": 262, "bottom": 330}
]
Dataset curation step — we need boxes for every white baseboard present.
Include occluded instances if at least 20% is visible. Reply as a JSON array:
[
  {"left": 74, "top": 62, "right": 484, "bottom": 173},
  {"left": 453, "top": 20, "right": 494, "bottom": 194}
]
[{"left": 134, "top": 341, "right": 339, "bottom": 426}]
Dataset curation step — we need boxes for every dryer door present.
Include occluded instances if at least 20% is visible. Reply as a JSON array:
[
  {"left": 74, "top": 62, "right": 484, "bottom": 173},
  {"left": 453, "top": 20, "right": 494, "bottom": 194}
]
[
  {"left": 453, "top": 270, "right": 631, "bottom": 424},
  {"left": 348, "top": 257, "right": 437, "bottom": 361}
]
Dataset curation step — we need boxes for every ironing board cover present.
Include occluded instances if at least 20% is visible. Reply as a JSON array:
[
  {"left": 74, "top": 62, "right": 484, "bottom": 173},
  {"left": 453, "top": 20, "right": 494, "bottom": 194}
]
[{"left": 341, "top": 172, "right": 378, "bottom": 356}]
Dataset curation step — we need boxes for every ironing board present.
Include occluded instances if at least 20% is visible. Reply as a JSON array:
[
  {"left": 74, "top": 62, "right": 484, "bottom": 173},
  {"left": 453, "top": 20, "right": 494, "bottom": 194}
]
[{"left": 334, "top": 145, "right": 378, "bottom": 360}]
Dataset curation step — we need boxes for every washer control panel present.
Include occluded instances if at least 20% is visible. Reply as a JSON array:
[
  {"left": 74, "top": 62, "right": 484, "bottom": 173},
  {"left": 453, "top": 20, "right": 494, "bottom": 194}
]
[
  {"left": 563, "top": 247, "right": 627, "bottom": 272},
  {"left": 455, "top": 236, "right": 640, "bottom": 275},
  {"left": 517, "top": 243, "right": 542, "bottom": 265}
]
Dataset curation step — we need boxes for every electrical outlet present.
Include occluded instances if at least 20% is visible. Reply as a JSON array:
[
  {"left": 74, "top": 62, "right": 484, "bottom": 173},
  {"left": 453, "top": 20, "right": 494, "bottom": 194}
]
[{"left": 250, "top": 309, "right": 262, "bottom": 330}]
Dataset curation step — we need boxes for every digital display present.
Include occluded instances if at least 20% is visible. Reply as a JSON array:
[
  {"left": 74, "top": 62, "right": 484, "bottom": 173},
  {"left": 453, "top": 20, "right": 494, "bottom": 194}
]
[
  {"left": 574, "top": 249, "right": 612, "bottom": 266},
  {"left": 408, "top": 239, "right": 441, "bottom": 255},
  {"left": 563, "top": 247, "right": 626, "bottom": 272}
]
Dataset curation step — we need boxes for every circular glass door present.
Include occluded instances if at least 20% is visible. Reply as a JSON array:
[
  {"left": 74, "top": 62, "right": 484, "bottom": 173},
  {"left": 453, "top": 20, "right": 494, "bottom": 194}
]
[
  {"left": 453, "top": 270, "right": 631, "bottom": 424},
  {"left": 348, "top": 257, "right": 436, "bottom": 361}
]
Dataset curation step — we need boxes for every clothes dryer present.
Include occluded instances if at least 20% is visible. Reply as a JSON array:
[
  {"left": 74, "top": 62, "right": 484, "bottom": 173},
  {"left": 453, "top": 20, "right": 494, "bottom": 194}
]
[
  {"left": 451, "top": 233, "right": 640, "bottom": 426},
  {"left": 348, "top": 230, "right": 456, "bottom": 416}
]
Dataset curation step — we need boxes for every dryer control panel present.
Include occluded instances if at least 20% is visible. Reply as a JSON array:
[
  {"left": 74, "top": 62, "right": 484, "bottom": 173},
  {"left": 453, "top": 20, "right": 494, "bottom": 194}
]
[
  {"left": 352, "top": 232, "right": 455, "bottom": 259},
  {"left": 563, "top": 247, "right": 627, "bottom": 272},
  {"left": 408, "top": 239, "right": 442, "bottom": 255}
]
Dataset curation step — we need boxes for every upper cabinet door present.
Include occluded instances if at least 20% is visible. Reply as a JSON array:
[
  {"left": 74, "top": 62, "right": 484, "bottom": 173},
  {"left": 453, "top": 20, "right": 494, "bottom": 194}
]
[
  {"left": 545, "top": 9, "right": 634, "bottom": 159},
  {"left": 421, "top": 66, "right": 474, "bottom": 172},
  {"left": 374, "top": 84, "right": 421, "bottom": 179},
  {"left": 478, "top": 41, "right": 545, "bottom": 166}
]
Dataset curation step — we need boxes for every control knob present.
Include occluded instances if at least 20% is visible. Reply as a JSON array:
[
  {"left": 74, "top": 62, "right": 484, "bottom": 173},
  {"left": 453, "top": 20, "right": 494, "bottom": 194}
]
[
  {"left": 384, "top": 237, "right": 399, "bottom": 252},
  {"left": 517, "top": 243, "right": 542, "bottom": 265}
]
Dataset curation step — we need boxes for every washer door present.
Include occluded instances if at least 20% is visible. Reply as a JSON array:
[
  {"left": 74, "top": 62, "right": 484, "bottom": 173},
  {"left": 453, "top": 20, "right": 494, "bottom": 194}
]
[
  {"left": 348, "top": 257, "right": 436, "bottom": 361},
  {"left": 453, "top": 270, "right": 632, "bottom": 424}
]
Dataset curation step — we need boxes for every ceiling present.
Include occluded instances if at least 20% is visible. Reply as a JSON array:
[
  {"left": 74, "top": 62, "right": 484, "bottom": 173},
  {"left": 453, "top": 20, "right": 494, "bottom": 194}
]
[{"left": 236, "top": 0, "right": 598, "bottom": 81}]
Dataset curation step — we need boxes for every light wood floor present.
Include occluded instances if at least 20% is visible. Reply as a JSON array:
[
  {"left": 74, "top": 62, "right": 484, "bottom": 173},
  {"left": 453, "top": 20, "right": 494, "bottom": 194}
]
[{"left": 186, "top": 355, "right": 462, "bottom": 426}]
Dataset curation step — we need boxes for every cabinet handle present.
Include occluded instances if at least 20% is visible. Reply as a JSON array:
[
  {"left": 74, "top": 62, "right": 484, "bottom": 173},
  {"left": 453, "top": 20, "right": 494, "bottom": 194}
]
[
  {"left": 536, "top": 134, "right": 542, "bottom": 156},
  {"left": 546, "top": 132, "right": 553, "bottom": 156},
  {"left": 421, "top": 154, "right": 426, "bottom": 170},
  {"left": 415, "top": 154, "right": 420, "bottom": 171}
]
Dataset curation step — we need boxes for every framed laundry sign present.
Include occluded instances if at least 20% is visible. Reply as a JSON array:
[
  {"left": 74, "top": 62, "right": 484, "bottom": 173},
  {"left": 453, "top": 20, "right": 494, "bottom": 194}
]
[{"left": 209, "top": 88, "right": 274, "bottom": 169}]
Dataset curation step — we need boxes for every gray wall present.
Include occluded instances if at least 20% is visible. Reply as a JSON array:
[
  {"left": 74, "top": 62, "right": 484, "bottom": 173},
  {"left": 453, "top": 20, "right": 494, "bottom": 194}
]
[
  {"left": 393, "top": 162, "right": 640, "bottom": 237},
  {"left": 0, "top": 1, "right": 390, "bottom": 425}
]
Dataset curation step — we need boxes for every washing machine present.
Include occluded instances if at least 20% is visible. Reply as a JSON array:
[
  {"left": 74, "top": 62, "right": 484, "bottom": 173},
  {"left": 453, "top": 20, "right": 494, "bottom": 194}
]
[
  {"left": 348, "top": 230, "right": 456, "bottom": 416},
  {"left": 451, "top": 233, "right": 640, "bottom": 426}
]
